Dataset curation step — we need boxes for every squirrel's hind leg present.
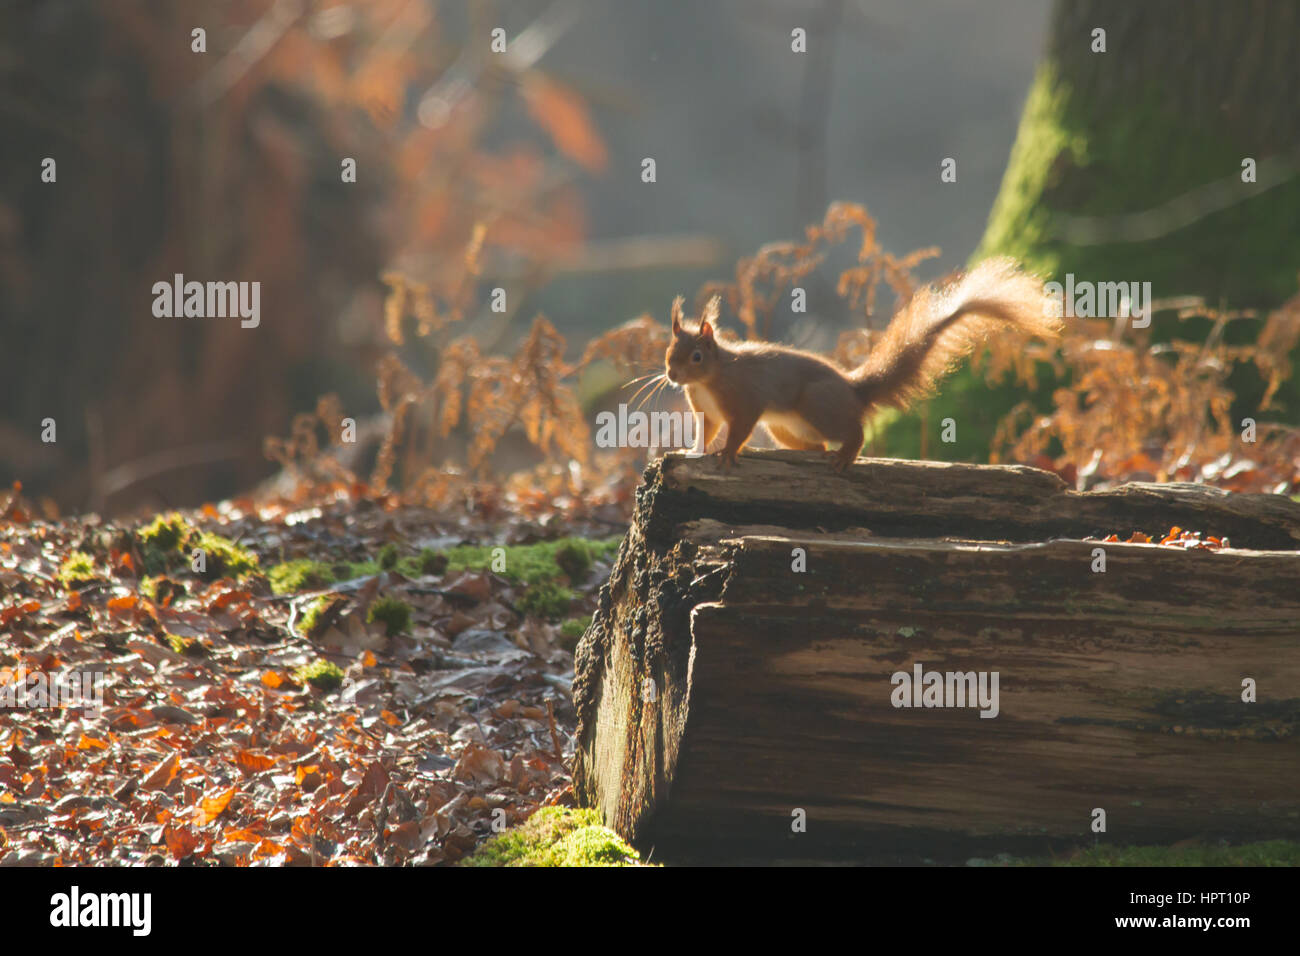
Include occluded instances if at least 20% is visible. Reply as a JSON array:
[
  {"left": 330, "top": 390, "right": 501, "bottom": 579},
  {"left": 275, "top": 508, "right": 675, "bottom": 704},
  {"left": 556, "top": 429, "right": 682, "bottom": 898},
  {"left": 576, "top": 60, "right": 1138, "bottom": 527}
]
[
  {"left": 830, "top": 433, "right": 864, "bottom": 472},
  {"left": 793, "top": 388, "right": 865, "bottom": 471}
]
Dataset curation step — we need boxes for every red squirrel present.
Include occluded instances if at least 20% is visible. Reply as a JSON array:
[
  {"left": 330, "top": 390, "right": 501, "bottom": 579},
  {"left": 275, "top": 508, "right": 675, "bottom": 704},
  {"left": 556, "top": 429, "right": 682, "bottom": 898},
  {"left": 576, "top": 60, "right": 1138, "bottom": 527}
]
[{"left": 664, "top": 257, "right": 1062, "bottom": 471}]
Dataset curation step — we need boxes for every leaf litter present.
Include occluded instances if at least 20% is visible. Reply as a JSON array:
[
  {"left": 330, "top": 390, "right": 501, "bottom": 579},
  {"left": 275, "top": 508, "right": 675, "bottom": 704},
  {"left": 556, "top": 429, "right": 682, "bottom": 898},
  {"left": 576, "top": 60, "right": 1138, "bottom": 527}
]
[{"left": 0, "top": 484, "right": 624, "bottom": 866}]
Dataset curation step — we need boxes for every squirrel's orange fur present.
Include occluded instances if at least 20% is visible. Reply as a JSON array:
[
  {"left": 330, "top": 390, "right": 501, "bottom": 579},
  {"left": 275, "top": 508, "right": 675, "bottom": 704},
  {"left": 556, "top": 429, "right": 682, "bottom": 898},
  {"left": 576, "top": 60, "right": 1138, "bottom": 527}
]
[{"left": 664, "top": 257, "right": 1062, "bottom": 471}]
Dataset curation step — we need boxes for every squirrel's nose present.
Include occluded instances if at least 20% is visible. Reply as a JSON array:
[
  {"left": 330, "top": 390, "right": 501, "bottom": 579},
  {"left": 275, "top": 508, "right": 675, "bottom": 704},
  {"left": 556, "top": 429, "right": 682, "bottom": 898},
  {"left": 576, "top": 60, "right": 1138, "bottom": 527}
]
[{"left": 665, "top": 368, "right": 678, "bottom": 384}]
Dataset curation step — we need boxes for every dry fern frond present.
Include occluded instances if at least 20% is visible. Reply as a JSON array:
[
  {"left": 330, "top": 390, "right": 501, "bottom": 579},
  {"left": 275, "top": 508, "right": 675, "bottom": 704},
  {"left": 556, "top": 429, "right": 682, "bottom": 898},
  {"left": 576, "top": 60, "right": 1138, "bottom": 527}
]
[
  {"left": 997, "top": 293, "right": 1300, "bottom": 491},
  {"left": 575, "top": 315, "right": 668, "bottom": 373}
]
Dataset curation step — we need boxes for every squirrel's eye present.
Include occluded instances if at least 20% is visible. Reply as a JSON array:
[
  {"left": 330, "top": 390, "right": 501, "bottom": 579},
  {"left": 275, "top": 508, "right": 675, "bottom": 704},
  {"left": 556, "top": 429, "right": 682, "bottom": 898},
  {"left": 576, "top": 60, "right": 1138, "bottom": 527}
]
[{"left": 691, "top": 350, "right": 703, "bottom": 363}]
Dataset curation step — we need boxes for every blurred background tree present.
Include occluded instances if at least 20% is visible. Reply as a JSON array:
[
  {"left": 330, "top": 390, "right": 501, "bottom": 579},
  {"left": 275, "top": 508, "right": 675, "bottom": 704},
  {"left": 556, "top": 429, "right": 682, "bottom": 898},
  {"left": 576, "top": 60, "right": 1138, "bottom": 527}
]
[
  {"left": 0, "top": 0, "right": 601, "bottom": 512},
  {"left": 895, "top": 0, "right": 1300, "bottom": 461}
]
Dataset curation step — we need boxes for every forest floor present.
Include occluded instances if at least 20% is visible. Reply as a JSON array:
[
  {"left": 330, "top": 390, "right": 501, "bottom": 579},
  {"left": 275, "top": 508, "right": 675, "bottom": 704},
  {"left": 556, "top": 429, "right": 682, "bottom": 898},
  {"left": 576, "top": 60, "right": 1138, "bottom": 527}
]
[{"left": 0, "top": 480, "right": 634, "bottom": 866}]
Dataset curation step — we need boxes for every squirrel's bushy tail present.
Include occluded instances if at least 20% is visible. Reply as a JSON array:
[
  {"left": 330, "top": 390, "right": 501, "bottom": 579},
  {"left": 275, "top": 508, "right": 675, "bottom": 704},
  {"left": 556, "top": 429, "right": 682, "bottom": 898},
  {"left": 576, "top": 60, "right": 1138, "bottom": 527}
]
[{"left": 850, "top": 257, "right": 1062, "bottom": 411}]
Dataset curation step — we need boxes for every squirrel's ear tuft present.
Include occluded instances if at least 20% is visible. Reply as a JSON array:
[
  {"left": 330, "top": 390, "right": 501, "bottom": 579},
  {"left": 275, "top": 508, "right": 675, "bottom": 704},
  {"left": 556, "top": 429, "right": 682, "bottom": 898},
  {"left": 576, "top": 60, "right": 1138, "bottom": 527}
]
[
  {"left": 670, "top": 296, "right": 684, "bottom": 334},
  {"left": 703, "top": 295, "right": 721, "bottom": 327}
]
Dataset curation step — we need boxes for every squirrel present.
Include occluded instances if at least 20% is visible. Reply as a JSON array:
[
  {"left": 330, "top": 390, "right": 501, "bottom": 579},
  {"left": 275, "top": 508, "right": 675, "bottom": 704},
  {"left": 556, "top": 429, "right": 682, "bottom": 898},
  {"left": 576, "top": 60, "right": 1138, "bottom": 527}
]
[{"left": 664, "top": 257, "right": 1062, "bottom": 471}]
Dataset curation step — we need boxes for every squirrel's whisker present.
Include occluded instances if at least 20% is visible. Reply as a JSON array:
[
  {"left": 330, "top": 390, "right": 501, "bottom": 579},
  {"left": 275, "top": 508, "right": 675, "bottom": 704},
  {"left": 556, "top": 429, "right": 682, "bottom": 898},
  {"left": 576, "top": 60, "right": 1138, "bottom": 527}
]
[
  {"left": 638, "top": 375, "right": 670, "bottom": 412},
  {"left": 628, "top": 373, "right": 665, "bottom": 410},
  {"left": 631, "top": 383, "right": 658, "bottom": 413},
  {"left": 621, "top": 371, "right": 660, "bottom": 389},
  {"left": 625, "top": 377, "right": 657, "bottom": 407},
  {"left": 634, "top": 380, "right": 657, "bottom": 413}
]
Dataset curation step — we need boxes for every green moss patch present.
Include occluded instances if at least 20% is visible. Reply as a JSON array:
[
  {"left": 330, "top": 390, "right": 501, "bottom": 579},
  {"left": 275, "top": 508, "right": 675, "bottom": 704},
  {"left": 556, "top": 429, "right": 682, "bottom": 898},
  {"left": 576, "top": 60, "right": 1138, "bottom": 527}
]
[
  {"left": 267, "top": 539, "right": 621, "bottom": 627},
  {"left": 190, "top": 531, "right": 259, "bottom": 580},
  {"left": 1044, "top": 840, "right": 1300, "bottom": 867},
  {"left": 460, "top": 807, "right": 643, "bottom": 867},
  {"left": 445, "top": 537, "right": 621, "bottom": 587},
  {"left": 135, "top": 512, "right": 259, "bottom": 582},
  {"left": 557, "top": 615, "right": 591, "bottom": 650},
  {"left": 140, "top": 575, "right": 186, "bottom": 604},
  {"left": 415, "top": 548, "right": 449, "bottom": 575},
  {"left": 298, "top": 595, "right": 339, "bottom": 637},
  {"left": 554, "top": 541, "right": 593, "bottom": 581},
  {"left": 516, "top": 581, "right": 574, "bottom": 620},
  {"left": 164, "top": 633, "right": 208, "bottom": 658},
  {"left": 268, "top": 559, "right": 335, "bottom": 595},
  {"left": 294, "top": 658, "right": 345, "bottom": 691},
  {"left": 138, "top": 513, "right": 190, "bottom": 552},
  {"left": 267, "top": 556, "right": 392, "bottom": 595},
  {"left": 366, "top": 596, "right": 412, "bottom": 636},
  {"left": 57, "top": 551, "right": 97, "bottom": 589}
]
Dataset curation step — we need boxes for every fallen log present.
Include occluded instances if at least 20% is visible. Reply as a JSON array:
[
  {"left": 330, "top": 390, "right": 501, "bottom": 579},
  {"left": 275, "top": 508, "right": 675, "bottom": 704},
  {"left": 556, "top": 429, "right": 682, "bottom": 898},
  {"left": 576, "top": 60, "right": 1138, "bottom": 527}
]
[{"left": 572, "top": 451, "right": 1300, "bottom": 862}]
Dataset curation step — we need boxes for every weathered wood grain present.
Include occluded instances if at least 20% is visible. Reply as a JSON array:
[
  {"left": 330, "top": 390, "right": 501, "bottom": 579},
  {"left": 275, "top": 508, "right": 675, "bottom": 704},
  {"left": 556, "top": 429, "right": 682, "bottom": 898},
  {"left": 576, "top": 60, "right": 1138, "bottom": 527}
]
[{"left": 645, "top": 450, "right": 1300, "bottom": 550}]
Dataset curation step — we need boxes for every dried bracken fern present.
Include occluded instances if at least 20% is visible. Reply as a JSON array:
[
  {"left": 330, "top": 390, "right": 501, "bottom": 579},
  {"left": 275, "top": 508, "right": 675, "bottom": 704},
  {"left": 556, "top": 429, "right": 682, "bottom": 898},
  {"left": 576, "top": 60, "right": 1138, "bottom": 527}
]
[
  {"left": 698, "top": 201, "right": 942, "bottom": 344},
  {"left": 994, "top": 292, "right": 1300, "bottom": 491},
  {"left": 469, "top": 317, "right": 590, "bottom": 473},
  {"left": 262, "top": 393, "right": 356, "bottom": 489},
  {"left": 575, "top": 315, "right": 668, "bottom": 374},
  {"left": 816, "top": 201, "right": 940, "bottom": 319}
]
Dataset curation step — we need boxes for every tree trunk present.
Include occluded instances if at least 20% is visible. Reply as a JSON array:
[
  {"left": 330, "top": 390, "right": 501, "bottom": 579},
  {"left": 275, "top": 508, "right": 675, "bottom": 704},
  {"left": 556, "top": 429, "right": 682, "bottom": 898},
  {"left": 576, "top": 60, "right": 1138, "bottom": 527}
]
[
  {"left": 980, "top": 0, "right": 1300, "bottom": 308},
  {"left": 572, "top": 451, "right": 1300, "bottom": 862},
  {"left": 975, "top": 0, "right": 1300, "bottom": 422}
]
